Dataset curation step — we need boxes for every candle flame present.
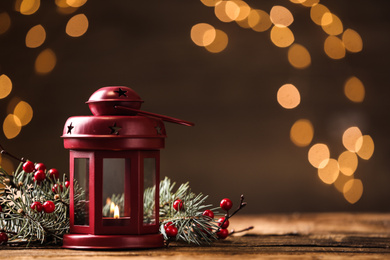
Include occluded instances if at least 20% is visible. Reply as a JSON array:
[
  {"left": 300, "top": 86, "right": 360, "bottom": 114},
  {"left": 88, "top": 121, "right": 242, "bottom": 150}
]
[
  {"left": 114, "top": 205, "right": 120, "bottom": 219},
  {"left": 110, "top": 202, "right": 115, "bottom": 214}
]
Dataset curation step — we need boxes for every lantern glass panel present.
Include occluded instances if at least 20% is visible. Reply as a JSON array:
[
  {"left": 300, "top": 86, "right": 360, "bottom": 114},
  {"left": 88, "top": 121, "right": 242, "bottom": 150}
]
[
  {"left": 102, "top": 158, "right": 129, "bottom": 220},
  {"left": 143, "top": 158, "right": 156, "bottom": 225},
  {"left": 74, "top": 158, "right": 89, "bottom": 226}
]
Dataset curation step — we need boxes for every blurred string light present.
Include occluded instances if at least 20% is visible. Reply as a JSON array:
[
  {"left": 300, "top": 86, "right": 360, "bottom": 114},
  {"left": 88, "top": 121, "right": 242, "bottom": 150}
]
[
  {"left": 1, "top": 0, "right": 89, "bottom": 174},
  {"left": 195, "top": 0, "right": 371, "bottom": 204}
]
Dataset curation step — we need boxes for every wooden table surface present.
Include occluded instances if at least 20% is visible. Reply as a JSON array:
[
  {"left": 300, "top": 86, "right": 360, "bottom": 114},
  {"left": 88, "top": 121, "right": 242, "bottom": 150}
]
[{"left": 2, "top": 213, "right": 390, "bottom": 259}]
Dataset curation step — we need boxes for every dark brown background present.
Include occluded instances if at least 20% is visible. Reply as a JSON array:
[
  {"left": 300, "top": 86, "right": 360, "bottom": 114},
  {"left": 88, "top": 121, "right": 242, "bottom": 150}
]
[{"left": 1, "top": 0, "right": 389, "bottom": 213}]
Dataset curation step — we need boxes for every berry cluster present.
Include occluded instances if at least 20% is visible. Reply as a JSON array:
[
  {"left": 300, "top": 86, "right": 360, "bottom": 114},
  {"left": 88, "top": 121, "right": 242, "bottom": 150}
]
[{"left": 163, "top": 196, "right": 246, "bottom": 241}]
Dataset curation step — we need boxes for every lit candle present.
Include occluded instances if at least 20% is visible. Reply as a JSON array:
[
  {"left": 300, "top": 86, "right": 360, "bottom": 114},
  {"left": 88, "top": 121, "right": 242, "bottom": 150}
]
[
  {"left": 110, "top": 202, "right": 115, "bottom": 216},
  {"left": 114, "top": 205, "right": 120, "bottom": 219}
]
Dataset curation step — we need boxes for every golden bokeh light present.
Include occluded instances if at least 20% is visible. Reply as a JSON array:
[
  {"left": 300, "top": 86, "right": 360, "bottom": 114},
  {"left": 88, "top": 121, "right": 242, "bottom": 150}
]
[
  {"left": 270, "top": 5, "right": 294, "bottom": 27},
  {"left": 66, "top": 13, "right": 89, "bottom": 37},
  {"left": 344, "top": 76, "right": 365, "bottom": 103},
  {"left": 191, "top": 23, "right": 216, "bottom": 47},
  {"left": 321, "top": 13, "right": 343, "bottom": 35},
  {"left": 0, "top": 12, "right": 11, "bottom": 35},
  {"left": 342, "top": 126, "right": 363, "bottom": 152},
  {"left": 355, "top": 135, "right": 374, "bottom": 160},
  {"left": 224, "top": 1, "right": 240, "bottom": 21},
  {"left": 270, "top": 26, "right": 294, "bottom": 48},
  {"left": 205, "top": 29, "right": 228, "bottom": 53},
  {"left": 35, "top": 48, "right": 57, "bottom": 75},
  {"left": 66, "top": 0, "right": 87, "bottom": 7},
  {"left": 20, "top": 0, "right": 40, "bottom": 15},
  {"left": 7, "top": 96, "right": 21, "bottom": 114},
  {"left": 200, "top": 0, "right": 221, "bottom": 7},
  {"left": 301, "top": 0, "right": 319, "bottom": 7},
  {"left": 234, "top": 1, "right": 251, "bottom": 21},
  {"left": 288, "top": 43, "right": 311, "bottom": 69},
  {"left": 55, "top": 0, "right": 78, "bottom": 14},
  {"left": 334, "top": 174, "right": 354, "bottom": 193},
  {"left": 310, "top": 4, "right": 330, "bottom": 26},
  {"left": 215, "top": 1, "right": 234, "bottom": 23},
  {"left": 277, "top": 83, "right": 300, "bottom": 109},
  {"left": 290, "top": 119, "right": 314, "bottom": 147},
  {"left": 342, "top": 29, "right": 363, "bottom": 53},
  {"left": 0, "top": 74, "right": 13, "bottom": 99},
  {"left": 25, "top": 24, "right": 46, "bottom": 48},
  {"left": 308, "top": 143, "right": 330, "bottom": 168},
  {"left": 14, "top": 101, "right": 33, "bottom": 126},
  {"left": 318, "top": 158, "right": 339, "bottom": 184},
  {"left": 3, "top": 114, "right": 22, "bottom": 139},
  {"left": 324, "top": 35, "right": 345, "bottom": 60},
  {"left": 338, "top": 151, "right": 358, "bottom": 176},
  {"left": 248, "top": 9, "right": 272, "bottom": 32},
  {"left": 343, "top": 179, "right": 363, "bottom": 204}
]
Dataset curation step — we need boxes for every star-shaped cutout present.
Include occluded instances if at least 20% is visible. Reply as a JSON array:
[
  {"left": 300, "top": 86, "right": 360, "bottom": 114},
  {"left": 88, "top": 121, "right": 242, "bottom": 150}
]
[
  {"left": 109, "top": 123, "right": 121, "bottom": 135},
  {"left": 155, "top": 125, "right": 163, "bottom": 135},
  {"left": 114, "top": 88, "right": 127, "bottom": 97},
  {"left": 67, "top": 123, "right": 74, "bottom": 134}
]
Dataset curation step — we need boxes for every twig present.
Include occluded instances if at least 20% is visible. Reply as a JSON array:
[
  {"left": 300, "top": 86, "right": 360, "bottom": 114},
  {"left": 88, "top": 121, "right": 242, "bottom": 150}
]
[
  {"left": 0, "top": 143, "right": 25, "bottom": 163},
  {"left": 229, "top": 226, "right": 254, "bottom": 236}
]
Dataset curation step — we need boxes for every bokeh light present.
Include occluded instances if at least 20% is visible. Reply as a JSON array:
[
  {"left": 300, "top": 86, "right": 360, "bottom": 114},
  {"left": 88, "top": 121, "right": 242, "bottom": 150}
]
[
  {"left": 334, "top": 173, "right": 354, "bottom": 193},
  {"left": 290, "top": 119, "right": 314, "bottom": 147},
  {"left": 270, "top": 5, "right": 294, "bottom": 27},
  {"left": 318, "top": 158, "right": 339, "bottom": 184},
  {"left": 66, "top": 0, "right": 87, "bottom": 7},
  {"left": 191, "top": 23, "right": 216, "bottom": 47},
  {"left": 200, "top": 0, "right": 220, "bottom": 7},
  {"left": 338, "top": 151, "right": 358, "bottom": 176},
  {"left": 277, "top": 83, "right": 300, "bottom": 109},
  {"left": 248, "top": 9, "right": 272, "bottom": 32},
  {"left": 205, "top": 29, "right": 228, "bottom": 53},
  {"left": 324, "top": 35, "right": 345, "bottom": 59},
  {"left": 0, "top": 12, "right": 11, "bottom": 35},
  {"left": 300, "top": 0, "right": 319, "bottom": 7},
  {"left": 310, "top": 4, "right": 330, "bottom": 26},
  {"left": 308, "top": 143, "right": 330, "bottom": 168},
  {"left": 344, "top": 76, "right": 365, "bottom": 103},
  {"left": 66, "top": 13, "right": 89, "bottom": 37},
  {"left": 35, "top": 48, "right": 57, "bottom": 75},
  {"left": 14, "top": 101, "right": 33, "bottom": 126},
  {"left": 343, "top": 179, "right": 363, "bottom": 204},
  {"left": 55, "top": 0, "right": 78, "bottom": 14},
  {"left": 288, "top": 43, "right": 311, "bottom": 69},
  {"left": 321, "top": 13, "right": 343, "bottom": 35},
  {"left": 355, "top": 135, "right": 374, "bottom": 160},
  {"left": 270, "top": 26, "right": 294, "bottom": 48},
  {"left": 342, "top": 29, "right": 363, "bottom": 53},
  {"left": 0, "top": 156, "right": 15, "bottom": 176},
  {"left": 19, "top": 0, "right": 40, "bottom": 15},
  {"left": 342, "top": 126, "right": 362, "bottom": 152},
  {"left": 215, "top": 1, "right": 235, "bottom": 23},
  {"left": 25, "top": 24, "right": 46, "bottom": 48},
  {"left": 234, "top": 1, "right": 251, "bottom": 21},
  {"left": 3, "top": 114, "right": 22, "bottom": 139},
  {"left": 0, "top": 74, "right": 13, "bottom": 99}
]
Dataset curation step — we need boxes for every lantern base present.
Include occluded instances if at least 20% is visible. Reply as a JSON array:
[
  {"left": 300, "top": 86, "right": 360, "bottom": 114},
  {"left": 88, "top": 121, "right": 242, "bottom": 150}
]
[{"left": 62, "top": 233, "right": 164, "bottom": 250}]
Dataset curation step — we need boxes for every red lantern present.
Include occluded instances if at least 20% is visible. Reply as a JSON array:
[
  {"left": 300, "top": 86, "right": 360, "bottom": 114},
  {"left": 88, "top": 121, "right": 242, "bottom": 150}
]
[{"left": 62, "top": 86, "right": 193, "bottom": 249}]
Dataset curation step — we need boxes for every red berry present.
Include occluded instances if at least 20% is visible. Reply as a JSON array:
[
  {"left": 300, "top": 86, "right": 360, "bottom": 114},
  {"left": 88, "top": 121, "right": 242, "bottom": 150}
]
[
  {"left": 217, "top": 228, "right": 229, "bottom": 239},
  {"left": 164, "top": 221, "right": 173, "bottom": 229},
  {"left": 220, "top": 198, "right": 233, "bottom": 211},
  {"left": 35, "top": 163, "right": 46, "bottom": 172},
  {"left": 165, "top": 225, "right": 178, "bottom": 237},
  {"left": 43, "top": 201, "right": 55, "bottom": 213},
  {"left": 22, "top": 161, "right": 35, "bottom": 173},
  {"left": 202, "top": 209, "right": 214, "bottom": 219},
  {"left": 65, "top": 180, "right": 70, "bottom": 188},
  {"left": 217, "top": 217, "right": 229, "bottom": 229},
  {"left": 34, "top": 170, "right": 46, "bottom": 183},
  {"left": 30, "top": 201, "right": 43, "bottom": 212},
  {"left": 0, "top": 232, "right": 8, "bottom": 244},
  {"left": 48, "top": 168, "right": 59, "bottom": 180},
  {"left": 173, "top": 199, "right": 183, "bottom": 211},
  {"left": 52, "top": 184, "right": 63, "bottom": 193}
]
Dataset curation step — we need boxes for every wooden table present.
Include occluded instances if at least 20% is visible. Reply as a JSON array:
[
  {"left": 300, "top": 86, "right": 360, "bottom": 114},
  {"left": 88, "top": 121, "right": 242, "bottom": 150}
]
[{"left": 2, "top": 213, "right": 390, "bottom": 259}]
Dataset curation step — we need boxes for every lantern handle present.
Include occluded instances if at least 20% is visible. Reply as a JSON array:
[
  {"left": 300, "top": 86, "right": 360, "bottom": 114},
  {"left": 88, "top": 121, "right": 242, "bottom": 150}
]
[{"left": 114, "top": 105, "right": 194, "bottom": 127}]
